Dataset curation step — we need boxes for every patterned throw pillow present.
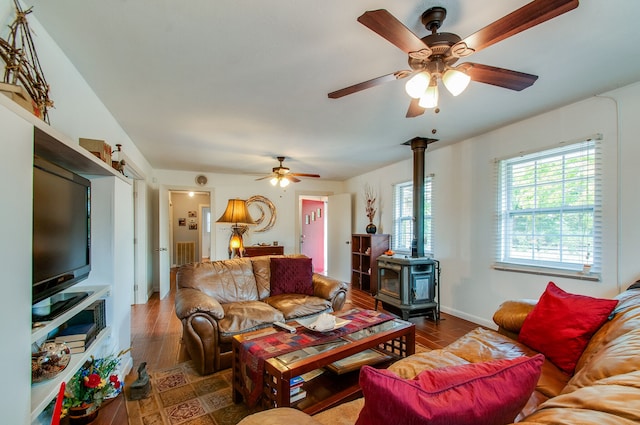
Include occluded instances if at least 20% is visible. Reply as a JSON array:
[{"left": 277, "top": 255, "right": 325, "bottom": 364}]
[{"left": 269, "top": 257, "right": 314, "bottom": 296}]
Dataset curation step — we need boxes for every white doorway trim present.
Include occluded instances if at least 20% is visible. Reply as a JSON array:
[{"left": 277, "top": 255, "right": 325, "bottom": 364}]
[
  {"left": 133, "top": 180, "right": 149, "bottom": 304},
  {"left": 199, "top": 204, "right": 211, "bottom": 261},
  {"left": 158, "top": 187, "right": 214, "bottom": 299}
]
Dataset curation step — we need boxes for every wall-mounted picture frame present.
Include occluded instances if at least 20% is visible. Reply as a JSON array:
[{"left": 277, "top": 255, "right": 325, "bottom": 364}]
[
  {"left": 305, "top": 215, "right": 310, "bottom": 225},
  {"left": 188, "top": 210, "right": 197, "bottom": 217},
  {"left": 189, "top": 223, "right": 197, "bottom": 230},
  {"left": 178, "top": 218, "right": 186, "bottom": 226},
  {"left": 317, "top": 208, "right": 322, "bottom": 218}
]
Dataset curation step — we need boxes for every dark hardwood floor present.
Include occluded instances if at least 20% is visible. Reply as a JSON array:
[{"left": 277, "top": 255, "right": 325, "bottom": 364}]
[{"left": 91, "top": 271, "right": 482, "bottom": 424}]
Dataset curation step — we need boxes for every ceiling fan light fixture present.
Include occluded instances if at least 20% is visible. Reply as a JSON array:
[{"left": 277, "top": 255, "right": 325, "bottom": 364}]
[
  {"left": 418, "top": 82, "right": 439, "bottom": 108},
  {"left": 442, "top": 68, "right": 471, "bottom": 96},
  {"left": 279, "top": 177, "right": 290, "bottom": 188},
  {"left": 405, "top": 71, "right": 430, "bottom": 99},
  {"left": 270, "top": 177, "right": 279, "bottom": 186}
]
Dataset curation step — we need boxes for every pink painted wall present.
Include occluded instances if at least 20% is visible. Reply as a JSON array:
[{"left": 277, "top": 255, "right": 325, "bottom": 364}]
[{"left": 301, "top": 199, "right": 325, "bottom": 273}]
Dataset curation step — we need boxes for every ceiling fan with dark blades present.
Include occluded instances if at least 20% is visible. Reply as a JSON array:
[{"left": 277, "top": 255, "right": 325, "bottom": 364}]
[
  {"left": 255, "top": 156, "right": 320, "bottom": 187},
  {"left": 328, "top": 0, "right": 579, "bottom": 118}
]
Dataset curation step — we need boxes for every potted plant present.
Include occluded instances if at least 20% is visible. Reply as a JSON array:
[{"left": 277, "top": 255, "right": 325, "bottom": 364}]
[{"left": 62, "top": 350, "right": 128, "bottom": 424}]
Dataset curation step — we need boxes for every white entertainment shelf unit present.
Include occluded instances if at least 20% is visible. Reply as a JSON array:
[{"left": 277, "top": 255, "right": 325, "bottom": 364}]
[
  {"left": 31, "top": 285, "right": 112, "bottom": 421},
  {"left": 1, "top": 94, "right": 134, "bottom": 425}
]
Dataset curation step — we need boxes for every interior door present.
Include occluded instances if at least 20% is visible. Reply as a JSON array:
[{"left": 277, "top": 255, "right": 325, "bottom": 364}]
[
  {"left": 327, "top": 193, "right": 352, "bottom": 282},
  {"left": 157, "top": 185, "right": 170, "bottom": 299},
  {"left": 300, "top": 199, "right": 325, "bottom": 273}
]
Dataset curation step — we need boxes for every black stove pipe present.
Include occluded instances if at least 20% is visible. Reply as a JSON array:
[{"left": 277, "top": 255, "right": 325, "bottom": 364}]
[{"left": 405, "top": 137, "right": 437, "bottom": 258}]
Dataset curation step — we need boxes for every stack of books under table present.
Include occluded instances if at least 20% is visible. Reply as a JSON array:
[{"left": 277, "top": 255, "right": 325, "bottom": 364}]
[
  {"left": 289, "top": 369, "right": 324, "bottom": 403},
  {"left": 289, "top": 375, "right": 307, "bottom": 403}
]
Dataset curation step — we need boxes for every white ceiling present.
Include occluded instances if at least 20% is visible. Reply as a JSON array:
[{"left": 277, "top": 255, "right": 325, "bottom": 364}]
[{"left": 24, "top": 0, "right": 640, "bottom": 181}]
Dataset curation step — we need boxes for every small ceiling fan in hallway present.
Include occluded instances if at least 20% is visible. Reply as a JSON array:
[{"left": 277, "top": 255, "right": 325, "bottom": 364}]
[
  {"left": 255, "top": 156, "right": 320, "bottom": 187},
  {"left": 328, "top": 0, "right": 579, "bottom": 117}
]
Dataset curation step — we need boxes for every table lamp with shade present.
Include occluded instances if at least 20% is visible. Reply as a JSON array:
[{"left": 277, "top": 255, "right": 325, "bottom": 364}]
[{"left": 216, "top": 199, "right": 256, "bottom": 258}]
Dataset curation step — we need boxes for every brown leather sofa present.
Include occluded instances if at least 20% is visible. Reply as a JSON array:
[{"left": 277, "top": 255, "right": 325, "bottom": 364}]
[
  {"left": 238, "top": 286, "right": 640, "bottom": 425},
  {"left": 175, "top": 255, "right": 348, "bottom": 375}
]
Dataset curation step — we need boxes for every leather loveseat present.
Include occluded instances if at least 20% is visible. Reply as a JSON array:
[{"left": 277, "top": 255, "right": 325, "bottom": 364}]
[
  {"left": 238, "top": 284, "right": 640, "bottom": 425},
  {"left": 175, "top": 255, "right": 348, "bottom": 375}
]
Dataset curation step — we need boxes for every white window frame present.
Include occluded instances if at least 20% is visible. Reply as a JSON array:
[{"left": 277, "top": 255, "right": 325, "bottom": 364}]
[
  {"left": 392, "top": 177, "right": 433, "bottom": 255},
  {"left": 495, "top": 139, "right": 602, "bottom": 277}
]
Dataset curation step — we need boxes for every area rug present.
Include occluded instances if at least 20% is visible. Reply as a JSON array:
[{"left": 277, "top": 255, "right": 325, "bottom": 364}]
[
  {"left": 125, "top": 361, "right": 262, "bottom": 425},
  {"left": 126, "top": 344, "right": 430, "bottom": 425}
]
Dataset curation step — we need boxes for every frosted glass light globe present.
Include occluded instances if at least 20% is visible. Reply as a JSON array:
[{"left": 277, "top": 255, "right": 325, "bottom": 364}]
[
  {"left": 418, "top": 84, "right": 439, "bottom": 108},
  {"left": 405, "top": 72, "right": 430, "bottom": 99},
  {"left": 442, "top": 68, "right": 471, "bottom": 96}
]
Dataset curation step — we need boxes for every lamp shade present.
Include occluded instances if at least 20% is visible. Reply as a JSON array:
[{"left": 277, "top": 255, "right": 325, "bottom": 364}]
[{"left": 216, "top": 199, "right": 256, "bottom": 225}]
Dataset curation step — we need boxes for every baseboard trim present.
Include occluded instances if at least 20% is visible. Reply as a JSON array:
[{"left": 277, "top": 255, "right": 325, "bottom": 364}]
[{"left": 439, "top": 305, "right": 496, "bottom": 330}]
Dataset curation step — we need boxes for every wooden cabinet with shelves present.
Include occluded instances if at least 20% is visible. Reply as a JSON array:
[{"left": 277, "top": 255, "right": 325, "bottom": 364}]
[{"left": 351, "top": 234, "right": 389, "bottom": 294}]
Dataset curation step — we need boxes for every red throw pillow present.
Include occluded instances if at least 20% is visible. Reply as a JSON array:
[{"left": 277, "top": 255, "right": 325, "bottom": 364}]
[
  {"left": 355, "top": 354, "right": 544, "bottom": 425},
  {"left": 518, "top": 281, "right": 618, "bottom": 374},
  {"left": 269, "top": 257, "right": 314, "bottom": 296}
]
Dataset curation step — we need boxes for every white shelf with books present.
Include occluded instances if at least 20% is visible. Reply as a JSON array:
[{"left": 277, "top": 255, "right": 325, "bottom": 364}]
[
  {"left": 31, "top": 325, "right": 112, "bottom": 421},
  {"left": 30, "top": 284, "right": 112, "bottom": 422},
  {"left": 31, "top": 285, "right": 110, "bottom": 344}
]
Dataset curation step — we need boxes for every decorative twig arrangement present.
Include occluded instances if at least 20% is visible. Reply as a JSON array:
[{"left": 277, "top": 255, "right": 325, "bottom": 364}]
[
  {"left": 0, "top": 0, "right": 53, "bottom": 122},
  {"left": 363, "top": 183, "right": 377, "bottom": 223}
]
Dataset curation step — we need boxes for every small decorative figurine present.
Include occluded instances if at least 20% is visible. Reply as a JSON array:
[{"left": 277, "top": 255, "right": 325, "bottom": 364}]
[{"left": 128, "top": 362, "right": 151, "bottom": 400}]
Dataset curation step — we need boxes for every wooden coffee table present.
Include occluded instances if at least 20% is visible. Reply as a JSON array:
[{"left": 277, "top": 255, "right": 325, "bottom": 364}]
[{"left": 232, "top": 312, "right": 415, "bottom": 415}]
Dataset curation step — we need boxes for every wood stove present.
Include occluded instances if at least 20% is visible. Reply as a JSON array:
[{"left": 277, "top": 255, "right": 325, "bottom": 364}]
[
  {"left": 375, "top": 137, "right": 441, "bottom": 320},
  {"left": 376, "top": 256, "right": 439, "bottom": 320}
]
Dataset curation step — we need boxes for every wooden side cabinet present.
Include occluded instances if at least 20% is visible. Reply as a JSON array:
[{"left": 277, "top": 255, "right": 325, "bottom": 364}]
[
  {"left": 244, "top": 245, "right": 284, "bottom": 257},
  {"left": 351, "top": 234, "right": 389, "bottom": 294}
]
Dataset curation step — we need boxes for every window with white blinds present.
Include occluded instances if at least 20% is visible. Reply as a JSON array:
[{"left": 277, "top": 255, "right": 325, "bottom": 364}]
[
  {"left": 392, "top": 177, "right": 433, "bottom": 255},
  {"left": 496, "top": 139, "right": 602, "bottom": 273}
]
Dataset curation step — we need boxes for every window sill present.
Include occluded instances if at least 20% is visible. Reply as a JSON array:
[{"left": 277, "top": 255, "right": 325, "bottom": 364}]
[{"left": 492, "top": 263, "right": 600, "bottom": 282}]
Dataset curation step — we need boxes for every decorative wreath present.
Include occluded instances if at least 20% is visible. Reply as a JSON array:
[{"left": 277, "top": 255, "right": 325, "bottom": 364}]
[{"left": 246, "top": 195, "right": 276, "bottom": 233}]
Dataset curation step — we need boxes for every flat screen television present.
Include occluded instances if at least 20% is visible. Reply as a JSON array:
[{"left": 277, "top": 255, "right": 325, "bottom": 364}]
[{"left": 32, "top": 156, "right": 91, "bottom": 313}]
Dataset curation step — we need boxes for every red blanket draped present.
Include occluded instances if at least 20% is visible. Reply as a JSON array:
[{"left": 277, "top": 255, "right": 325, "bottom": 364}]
[{"left": 239, "top": 308, "right": 395, "bottom": 407}]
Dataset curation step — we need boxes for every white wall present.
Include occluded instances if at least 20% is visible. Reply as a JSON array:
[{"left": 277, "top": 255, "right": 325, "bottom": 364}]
[
  {"left": 0, "top": 101, "right": 34, "bottom": 424},
  {"left": 608, "top": 83, "right": 640, "bottom": 290},
  {"left": 83, "top": 177, "right": 134, "bottom": 367},
  {"left": 0, "top": 1, "right": 153, "bottom": 179},
  {"left": 346, "top": 84, "right": 640, "bottom": 327},
  {"left": 153, "top": 170, "right": 344, "bottom": 263}
]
